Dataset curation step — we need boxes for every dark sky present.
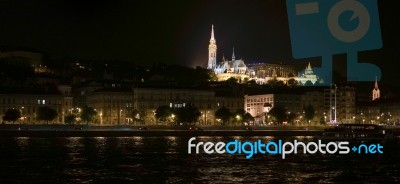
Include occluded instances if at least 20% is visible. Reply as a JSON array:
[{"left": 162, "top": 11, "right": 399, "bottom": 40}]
[{"left": 0, "top": 0, "right": 398, "bottom": 87}]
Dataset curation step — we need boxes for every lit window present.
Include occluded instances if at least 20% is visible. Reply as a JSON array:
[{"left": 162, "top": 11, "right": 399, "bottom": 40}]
[
  {"left": 38, "top": 100, "right": 40, "bottom": 104},
  {"left": 42, "top": 100, "right": 46, "bottom": 105}
]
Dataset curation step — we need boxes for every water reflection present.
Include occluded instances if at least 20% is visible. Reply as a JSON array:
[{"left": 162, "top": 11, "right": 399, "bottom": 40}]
[
  {"left": 0, "top": 136, "right": 398, "bottom": 183},
  {"left": 15, "top": 137, "right": 29, "bottom": 149}
]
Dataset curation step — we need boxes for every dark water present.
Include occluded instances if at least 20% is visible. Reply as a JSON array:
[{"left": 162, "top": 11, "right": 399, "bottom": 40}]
[{"left": 0, "top": 136, "right": 399, "bottom": 183}]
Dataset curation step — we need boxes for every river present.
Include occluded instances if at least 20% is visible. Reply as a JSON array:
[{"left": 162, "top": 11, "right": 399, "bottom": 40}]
[{"left": 0, "top": 136, "right": 399, "bottom": 183}]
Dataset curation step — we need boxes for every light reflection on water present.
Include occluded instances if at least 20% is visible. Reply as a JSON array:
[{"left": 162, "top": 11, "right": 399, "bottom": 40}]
[{"left": 0, "top": 136, "right": 398, "bottom": 183}]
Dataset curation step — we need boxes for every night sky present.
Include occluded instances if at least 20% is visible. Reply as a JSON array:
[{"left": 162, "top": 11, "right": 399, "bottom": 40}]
[{"left": 0, "top": 0, "right": 398, "bottom": 87}]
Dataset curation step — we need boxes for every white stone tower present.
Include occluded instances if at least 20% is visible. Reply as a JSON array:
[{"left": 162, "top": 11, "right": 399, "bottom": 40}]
[
  {"left": 207, "top": 25, "right": 217, "bottom": 70},
  {"left": 232, "top": 47, "right": 235, "bottom": 61}
]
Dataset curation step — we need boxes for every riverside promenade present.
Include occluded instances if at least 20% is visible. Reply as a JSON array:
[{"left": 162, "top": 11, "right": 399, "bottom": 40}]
[
  {"left": 0, "top": 124, "right": 326, "bottom": 137},
  {"left": 0, "top": 124, "right": 398, "bottom": 137}
]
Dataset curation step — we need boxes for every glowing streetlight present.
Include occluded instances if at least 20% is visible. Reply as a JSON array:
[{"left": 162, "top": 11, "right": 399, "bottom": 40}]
[{"left": 99, "top": 112, "right": 103, "bottom": 125}]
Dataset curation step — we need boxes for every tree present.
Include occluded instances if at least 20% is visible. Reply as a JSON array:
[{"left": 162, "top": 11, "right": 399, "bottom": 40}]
[
  {"left": 267, "top": 78, "right": 285, "bottom": 87},
  {"left": 155, "top": 105, "right": 173, "bottom": 123},
  {"left": 287, "top": 78, "right": 299, "bottom": 88},
  {"left": 175, "top": 105, "right": 201, "bottom": 125},
  {"left": 243, "top": 113, "right": 255, "bottom": 124},
  {"left": 209, "top": 71, "right": 218, "bottom": 81},
  {"left": 215, "top": 106, "right": 232, "bottom": 125},
  {"left": 80, "top": 106, "right": 97, "bottom": 125},
  {"left": 319, "top": 116, "right": 325, "bottom": 125},
  {"left": 287, "top": 113, "right": 297, "bottom": 125},
  {"left": 2, "top": 109, "right": 21, "bottom": 123},
  {"left": 233, "top": 109, "right": 247, "bottom": 125},
  {"left": 37, "top": 106, "right": 58, "bottom": 124},
  {"left": 132, "top": 109, "right": 142, "bottom": 124},
  {"left": 65, "top": 114, "right": 76, "bottom": 124},
  {"left": 267, "top": 106, "right": 287, "bottom": 125},
  {"left": 226, "top": 77, "right": 238, "bottom": 85},
  {"left": 304, "top": 105, "right": 315, "bottom": 125},
  {"left": 246, "top": 80, "right": 257, "bottom": 86}
]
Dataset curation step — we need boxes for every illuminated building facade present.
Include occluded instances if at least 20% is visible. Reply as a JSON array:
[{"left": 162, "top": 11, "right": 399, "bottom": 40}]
[
  {"left": 247, "top": 63, "right": 297, "bottom": 84},
  {"left": 0, "top": 86, "right": 73, "bottom": 124},
  {"left": 244, "top": 93, "right": 303, "bottom": 125},
  {"left": 133, "top": 88, "right": 217, "bottom": 125},
  {"left": 87, "top": 88, "right": 134, "bottom": 125},
  {"left": 206, "top": 25, "right": 317, "bottom": 85}
]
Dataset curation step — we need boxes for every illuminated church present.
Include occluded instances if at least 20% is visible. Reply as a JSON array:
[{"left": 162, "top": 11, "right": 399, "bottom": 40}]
[
  {"left": 207, "top": 25, "right": 248, "bottom": 82},
  {"left": 206, "top": 25, "right": 319, "bottom": 85},
  {"left": 372, "top": 77, "right": 380, "bottom": 101},
  {"left": 297, "top": 62, "right": 318, "bottom": 85}
]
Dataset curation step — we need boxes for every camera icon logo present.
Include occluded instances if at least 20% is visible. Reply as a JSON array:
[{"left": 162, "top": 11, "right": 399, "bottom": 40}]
[{"left": 286, "top": 0, "right": 382, "bottom": 84}]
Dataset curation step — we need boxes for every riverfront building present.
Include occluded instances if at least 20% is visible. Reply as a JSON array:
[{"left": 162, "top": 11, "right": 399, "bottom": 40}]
[{"left": 0, "top": 85, "right": 73, "bottom": 124}]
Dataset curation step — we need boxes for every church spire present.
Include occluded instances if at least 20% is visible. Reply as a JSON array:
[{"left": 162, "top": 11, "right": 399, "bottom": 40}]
[
  {"left": 207, "top": 24, "right": 217, "bottom": 70},
  {"left": 307, "top": 62, "right": 311, "bottom": 69},
  {"left": 211, "top": 24, "right": 215, "bottom": 40},
  {"left": 232, "top": 47, "right": 235, "bottom": 61},
  {"left": 372, "top": 76, "right": 380, "bottom": 101}
]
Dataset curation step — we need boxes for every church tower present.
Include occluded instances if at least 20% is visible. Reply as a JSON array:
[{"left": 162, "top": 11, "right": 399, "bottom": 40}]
[
  {"left": 232, "top": 47, "right": 235, "bottom": 61},
  {"left": 372, "top": 76, "right": 380, "bottom": 101},
  {"left": 207, "top": 25, "right": 217, "bottom": 70},
  {"left": 305, "top": 62, "right": 313, "bottom": 75}
]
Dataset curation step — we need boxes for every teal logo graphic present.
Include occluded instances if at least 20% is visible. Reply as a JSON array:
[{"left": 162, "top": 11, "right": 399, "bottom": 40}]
[
  {"left": 286, "top": 0, "right": 382, "bottom": 84},
  {"left": 188, "top": 137, "right": 383, "bottom": 159}
]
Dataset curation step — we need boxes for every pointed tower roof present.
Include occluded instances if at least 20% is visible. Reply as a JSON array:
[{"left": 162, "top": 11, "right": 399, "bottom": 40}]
[
  {"left": 372, "top": 76, "right": 380, "bottom": 101},
  {"left": 307, "top": 62, "right": 312, "bottom": 69},
  {"left": 232, "top": 47, "right": 235, "bottom": 61},
  {"left": 210, "top": 24, "right": 215, "bottom": 40}
]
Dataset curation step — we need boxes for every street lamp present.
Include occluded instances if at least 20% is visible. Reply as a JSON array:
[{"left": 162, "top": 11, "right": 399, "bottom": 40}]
[
  {"left": 299, "top": 115, "right": 302, "bottom": 126},
  {"left": 171, "top": 114, "right": 175, "bottom": 125},
  {"left": 20, "top": 107, "right": 25, "bottom": 124},
  {"left": 99, "top": 112, "right": 103, "bottom": 125},
  {"left": 205, "top": 111, "right": 209, "bottom": 125},
  {"left": 117, "top": 109, "right": 122, "bottom": 125}
]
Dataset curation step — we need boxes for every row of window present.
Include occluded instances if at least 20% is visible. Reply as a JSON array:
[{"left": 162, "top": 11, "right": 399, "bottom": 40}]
[
  {"left": 137, "top": 95, "right": 213, "bottom": 101},
  {"left": 0, "top": 98, "right": 68, "bottom": 105},
  {"left": 0, "top": 107, "right": 62, "bottom": 114},
  {"left": 247, "top": 98, "right": 273, "bottom": 103},
  {"left": 135, "top": 102, "right": 241, "bottom": 109}
]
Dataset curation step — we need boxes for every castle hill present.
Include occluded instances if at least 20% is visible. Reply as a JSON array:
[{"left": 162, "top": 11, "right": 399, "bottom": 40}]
[{"left": 0, "top": 25, "right": 399, "bottom": 136}]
